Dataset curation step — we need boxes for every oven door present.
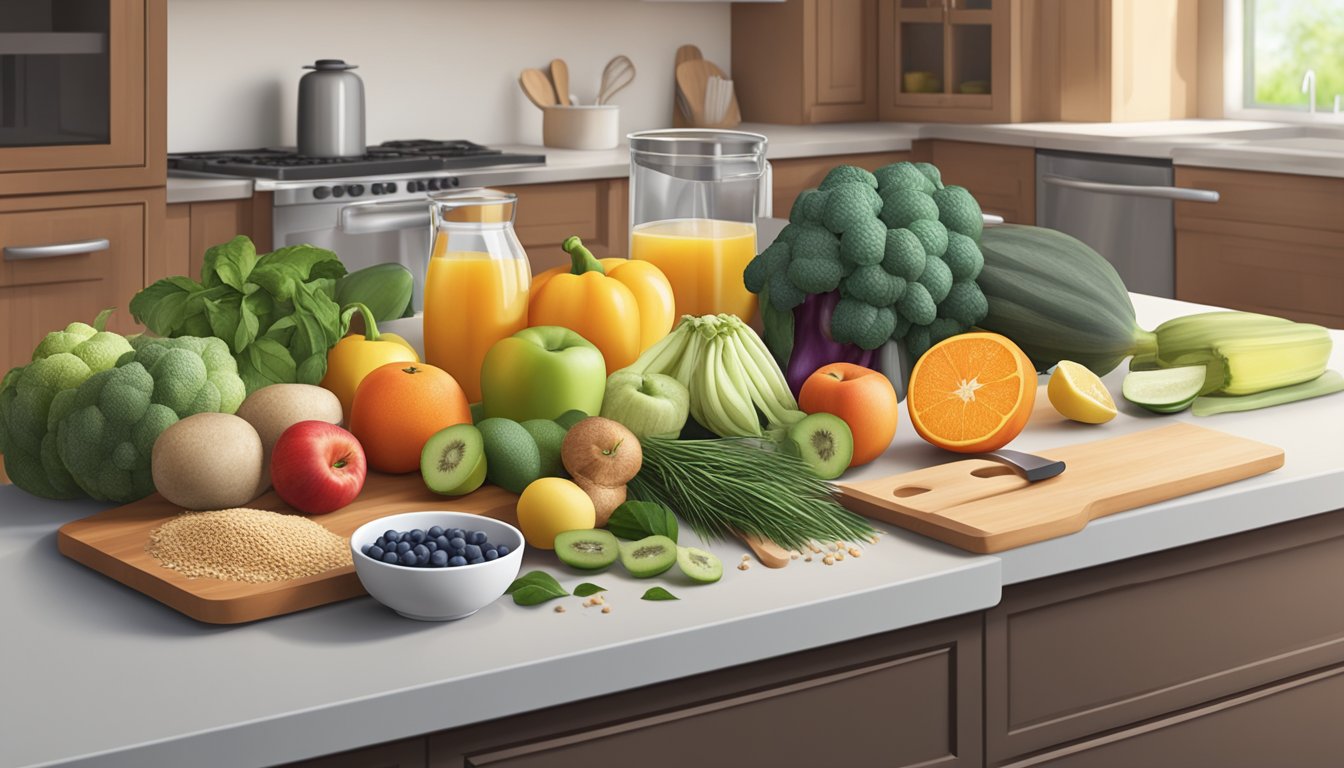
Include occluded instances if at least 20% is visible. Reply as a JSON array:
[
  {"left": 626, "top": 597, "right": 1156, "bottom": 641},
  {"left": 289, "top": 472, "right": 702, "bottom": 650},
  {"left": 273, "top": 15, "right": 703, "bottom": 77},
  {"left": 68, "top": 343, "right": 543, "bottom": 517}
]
[{"left": 272, "top": 197, "right": 442, "bottom": 312}]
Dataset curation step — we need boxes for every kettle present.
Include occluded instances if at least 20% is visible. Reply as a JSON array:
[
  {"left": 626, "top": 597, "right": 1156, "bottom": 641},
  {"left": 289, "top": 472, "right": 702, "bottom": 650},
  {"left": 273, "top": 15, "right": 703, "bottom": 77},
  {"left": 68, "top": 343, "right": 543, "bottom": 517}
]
[{"left": 297, "top": 59, "right": 365, "bottom": 158}]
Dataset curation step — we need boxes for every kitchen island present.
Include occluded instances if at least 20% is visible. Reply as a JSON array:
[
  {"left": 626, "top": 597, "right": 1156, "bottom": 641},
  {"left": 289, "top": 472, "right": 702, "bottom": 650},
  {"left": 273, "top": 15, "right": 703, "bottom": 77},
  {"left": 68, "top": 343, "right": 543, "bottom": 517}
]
[{"left": 2, "top": 294, "right": 1342, "bottom": 768}]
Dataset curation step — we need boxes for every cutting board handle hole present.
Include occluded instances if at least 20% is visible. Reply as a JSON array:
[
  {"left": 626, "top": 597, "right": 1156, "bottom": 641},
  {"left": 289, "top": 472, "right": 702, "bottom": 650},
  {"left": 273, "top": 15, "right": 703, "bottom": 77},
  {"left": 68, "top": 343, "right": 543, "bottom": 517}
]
[
  {"left": 892, "top": 486, "right": 930, "bottom": 498},
  {"left": 971, "top": 465, "right": 1016, "bottom": 479}
]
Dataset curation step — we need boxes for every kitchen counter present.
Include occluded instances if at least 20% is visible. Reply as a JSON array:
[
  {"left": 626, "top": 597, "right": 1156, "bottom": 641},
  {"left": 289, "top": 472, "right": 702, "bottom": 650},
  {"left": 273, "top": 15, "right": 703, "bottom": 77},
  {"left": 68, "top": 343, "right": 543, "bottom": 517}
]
[
  {"left": 3, "top": 293, "right": 1341, "bottom": 768},
  {"left": 165, "top": 176, "right": 255, "bottom": 204}
]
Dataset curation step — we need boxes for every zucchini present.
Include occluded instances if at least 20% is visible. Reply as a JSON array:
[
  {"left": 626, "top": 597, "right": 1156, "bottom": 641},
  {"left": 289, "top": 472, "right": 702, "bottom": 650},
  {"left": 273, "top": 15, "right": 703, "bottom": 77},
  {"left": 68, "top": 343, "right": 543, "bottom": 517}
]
[
  {"left": 336, "top": 263, "right": 413, "bottom": 322},
  {"left": 1122, "top": 366, "right": 1206, "bottom": 413}
]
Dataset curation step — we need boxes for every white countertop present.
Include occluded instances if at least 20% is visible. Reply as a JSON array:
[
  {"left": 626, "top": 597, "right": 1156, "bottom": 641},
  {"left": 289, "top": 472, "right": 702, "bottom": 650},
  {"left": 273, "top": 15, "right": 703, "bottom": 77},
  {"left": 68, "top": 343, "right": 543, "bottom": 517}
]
[
  {"left": 2, "top": 293, "right": 1342, "bottom": 768},
  {"left": 169, "top": 119, "right": 1344, "bottom": 203}
]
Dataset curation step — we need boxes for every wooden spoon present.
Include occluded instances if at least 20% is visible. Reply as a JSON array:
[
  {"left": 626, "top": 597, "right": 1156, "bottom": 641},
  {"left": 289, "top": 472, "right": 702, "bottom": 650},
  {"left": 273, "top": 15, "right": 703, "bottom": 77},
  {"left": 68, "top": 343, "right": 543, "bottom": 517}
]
[
  {"left": 734, "top": 529, "right": 793, "bottom": 569},
  {"left": 518, "top": 68, "right": 557, "bottom": 109},
  {"left": 550, "top": 59, "right": 571, "bottom": 106}
]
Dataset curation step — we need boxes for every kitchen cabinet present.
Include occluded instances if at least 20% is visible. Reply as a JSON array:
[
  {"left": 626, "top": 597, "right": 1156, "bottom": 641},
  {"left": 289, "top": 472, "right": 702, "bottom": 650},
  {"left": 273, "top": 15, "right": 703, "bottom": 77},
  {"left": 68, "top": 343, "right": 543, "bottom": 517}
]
[
  {"left": 1173, "top": 167, "right": 1344, "bottom": 328},
  {"left": 770, "top": 150, "right": 914, "bottom": 219},
  {"left": 279, "top": 737, "right": 427, "bottom": 768},
  {"left": 165, "top": 195, "right": 273, "bottom": 278},
  {"left": 912, "top": 139, "right": 1035, "bottom": 222},
  {"left": 731, "top": 0, "right": 879, "bottom": 124},
  {"left": 498, "top": 178, "right": 628, "bottom": 270},
  {"left": 0, "top": 187, "right": 163, "bottom": 373},
  {"left": 0, "top": 0, "right": 166, "bottom": 197}
]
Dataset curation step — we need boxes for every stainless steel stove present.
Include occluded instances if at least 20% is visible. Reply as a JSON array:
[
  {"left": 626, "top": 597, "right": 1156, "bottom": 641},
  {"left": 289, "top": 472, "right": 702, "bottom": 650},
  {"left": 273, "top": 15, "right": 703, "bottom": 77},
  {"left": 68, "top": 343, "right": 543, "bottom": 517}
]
[{"left": 168, "top": 139, "right": 544, "bottom": 181}]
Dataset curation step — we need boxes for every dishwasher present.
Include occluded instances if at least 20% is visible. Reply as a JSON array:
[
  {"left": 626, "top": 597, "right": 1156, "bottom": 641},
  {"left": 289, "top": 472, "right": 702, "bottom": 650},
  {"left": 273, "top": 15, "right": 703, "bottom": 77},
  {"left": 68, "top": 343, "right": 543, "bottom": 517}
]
[{"left": 1036, "top": 151, "right": 1220, "bottom": 298}]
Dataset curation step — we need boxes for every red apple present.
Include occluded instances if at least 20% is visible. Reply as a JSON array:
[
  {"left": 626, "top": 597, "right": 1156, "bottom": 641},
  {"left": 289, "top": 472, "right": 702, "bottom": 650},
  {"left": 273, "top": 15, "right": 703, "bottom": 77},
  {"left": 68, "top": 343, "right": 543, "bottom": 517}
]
[{"left": 271, "top": 421, "right": 367, "bottom": 514}]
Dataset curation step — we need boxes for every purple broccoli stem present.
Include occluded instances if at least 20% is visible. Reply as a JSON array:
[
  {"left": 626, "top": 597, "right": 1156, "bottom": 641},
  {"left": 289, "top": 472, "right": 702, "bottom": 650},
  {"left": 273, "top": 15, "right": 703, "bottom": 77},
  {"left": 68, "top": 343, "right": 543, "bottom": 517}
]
[{"left": 785, "top": 291, "right": 876, "bottom": 396}]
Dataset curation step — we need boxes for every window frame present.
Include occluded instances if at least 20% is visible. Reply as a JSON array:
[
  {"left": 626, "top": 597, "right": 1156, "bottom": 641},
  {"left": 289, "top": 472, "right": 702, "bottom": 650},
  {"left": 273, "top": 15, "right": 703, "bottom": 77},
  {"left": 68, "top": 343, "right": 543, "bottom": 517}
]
[{"left": 1222, "top": 0, "right": 1344, "bottom": 121}]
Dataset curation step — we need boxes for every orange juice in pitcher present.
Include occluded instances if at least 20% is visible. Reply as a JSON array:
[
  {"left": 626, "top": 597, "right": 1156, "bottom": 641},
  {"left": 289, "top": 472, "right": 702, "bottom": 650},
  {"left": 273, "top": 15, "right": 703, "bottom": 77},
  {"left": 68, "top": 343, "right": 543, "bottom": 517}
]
[{"left": 630, "top": 218, "right": 757, "bottom": 319}]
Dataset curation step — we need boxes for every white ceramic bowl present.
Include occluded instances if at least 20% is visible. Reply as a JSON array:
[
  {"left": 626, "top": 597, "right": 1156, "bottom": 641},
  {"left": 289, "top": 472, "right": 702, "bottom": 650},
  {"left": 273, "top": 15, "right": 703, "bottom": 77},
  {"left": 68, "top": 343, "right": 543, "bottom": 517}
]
[
  {"left": 350, "top": 511, "right": 524, "bottom": 621},
  {"left": 542, "top": 105, "right": 620, "bottom": 150}
]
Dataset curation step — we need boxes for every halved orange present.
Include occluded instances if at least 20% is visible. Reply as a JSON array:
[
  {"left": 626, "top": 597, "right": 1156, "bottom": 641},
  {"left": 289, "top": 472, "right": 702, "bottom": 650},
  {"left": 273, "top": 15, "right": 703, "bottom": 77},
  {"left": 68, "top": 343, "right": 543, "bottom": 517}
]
[{"left": 907, "top": 332, "right": 1037, "bottom": 453}]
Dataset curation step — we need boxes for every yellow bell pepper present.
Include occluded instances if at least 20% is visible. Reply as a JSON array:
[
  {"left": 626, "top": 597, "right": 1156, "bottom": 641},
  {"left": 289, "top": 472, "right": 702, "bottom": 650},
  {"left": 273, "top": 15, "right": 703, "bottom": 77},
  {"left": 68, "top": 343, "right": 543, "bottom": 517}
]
[
  {"left": 530, "top": 236, "right": 676, "bottom": 373},
  {"left": 321, "top": 303, "right": 419, "bottom": 417}
]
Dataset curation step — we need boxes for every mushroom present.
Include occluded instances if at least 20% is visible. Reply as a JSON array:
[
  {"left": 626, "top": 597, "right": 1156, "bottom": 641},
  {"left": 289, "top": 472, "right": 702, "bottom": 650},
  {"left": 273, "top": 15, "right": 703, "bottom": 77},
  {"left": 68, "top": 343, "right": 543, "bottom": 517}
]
[{"left": 560, "top": 417, "right": 642, "bottom": 525}]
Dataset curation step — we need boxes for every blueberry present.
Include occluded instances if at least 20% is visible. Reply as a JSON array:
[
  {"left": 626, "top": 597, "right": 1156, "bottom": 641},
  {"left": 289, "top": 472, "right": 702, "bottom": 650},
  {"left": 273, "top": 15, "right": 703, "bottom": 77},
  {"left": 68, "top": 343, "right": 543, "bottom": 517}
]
[
  {"left": 361, "top": 543, "right": 372, "bottom": 555},
  {"left": 368, "top": 545, "right": 385, "bottom": 560},
  {"left": 396, "top": 541, "right": 412, "bottom": 554},
  {"left": 481, "top": 543, "right": 497, "bottom": 554},
  {"left": 428, "top": 526, "right": 445, "bottom": 538},
  {"left": 484, "top": 549, "right": 499, "bottom": 561},
  {"left": 469, "top": 557, "right": 484, "bottom": 565},
  {"left": 464, "top": 544, "right": 482, "bottom": 560},
  {"left": 496, "top": 544, "right": 510, "bottom": 557},
  {"left": 453, "top": 547, "right": 467, "bottom": 558},
  {"left": 435, "top": 535, "right": 450, "bottom": 548},
  {"left": 425, "top": 541, "right": 438, "bottom": 552},
  {"left": 413, "top": 544, "right": 429, "bottom": 559},
  {"left": 448, "top": 556, "right": 468, "bottom": 568},
  {"left": 415, "top": 529, "right": 430, "bottom": 543},
  {"left": 448, "top": 537, "right": 466, "bottom": 551},
  {"left": 373, "top": 537, "right": 386, "bottom": 549},
  {"left": 431, "top": 549, "right": 449, "bottom": 567},
  {"left": 468, "top": 531, "right": 487, "bottom": 545},
  {"left": 398, "top": 551, "right": 417, "bottom": 566},
  {"left": 448, "top": 528, "right": 466, "bottom": 540},
  {"left": 382, "top": 551, "right": 400, "bottom": 564}
]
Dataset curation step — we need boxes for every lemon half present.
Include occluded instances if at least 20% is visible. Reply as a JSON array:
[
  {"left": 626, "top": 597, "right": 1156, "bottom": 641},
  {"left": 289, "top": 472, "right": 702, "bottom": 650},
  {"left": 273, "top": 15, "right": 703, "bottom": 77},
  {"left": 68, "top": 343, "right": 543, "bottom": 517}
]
[{"left": 1048, "top": 360, "right": 1118, "bottom": 424}]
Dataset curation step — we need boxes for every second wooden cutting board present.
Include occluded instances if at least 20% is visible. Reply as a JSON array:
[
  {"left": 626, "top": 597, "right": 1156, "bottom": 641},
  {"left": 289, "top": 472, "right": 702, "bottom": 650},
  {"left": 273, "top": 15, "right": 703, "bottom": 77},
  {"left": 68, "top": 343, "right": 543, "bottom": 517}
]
[{"left": 836, "top": 423, "right": 1284, "bottom": 554}]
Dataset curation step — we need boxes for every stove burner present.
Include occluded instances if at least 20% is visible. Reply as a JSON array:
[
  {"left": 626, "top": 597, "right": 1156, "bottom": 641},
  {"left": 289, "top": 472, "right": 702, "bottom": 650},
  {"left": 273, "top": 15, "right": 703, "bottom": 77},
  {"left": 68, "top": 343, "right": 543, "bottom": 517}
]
[{"left": 168, "top": 140, "right": 544, "bottom": 181}]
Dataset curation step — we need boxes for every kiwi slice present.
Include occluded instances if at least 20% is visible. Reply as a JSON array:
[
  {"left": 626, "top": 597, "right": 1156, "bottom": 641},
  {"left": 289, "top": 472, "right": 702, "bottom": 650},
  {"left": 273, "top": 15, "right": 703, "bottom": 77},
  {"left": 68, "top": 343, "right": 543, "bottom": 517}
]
[
  {"left": 619, "top": 535, "right": 677, "bottom": 578},
  {"left": 476, "top": 418, "right": 543, "bottom": 494},
  {"left": 782, "top": 412, "right": 854, "bottom": 480},
  {"left": 555, "top": 529, "right": 620, "bottom": 570},
  {"left": 521, "top": 419, "right": 568, "bottom": 478},
  {"left": 420, "top": 424, "right": 487, "bottom": 496},
  {"left": 554, "top": 409, "right": 589, "bottom": 430},
  {"left": 677, "top": 546, "right": 722, "bottom": 584}
]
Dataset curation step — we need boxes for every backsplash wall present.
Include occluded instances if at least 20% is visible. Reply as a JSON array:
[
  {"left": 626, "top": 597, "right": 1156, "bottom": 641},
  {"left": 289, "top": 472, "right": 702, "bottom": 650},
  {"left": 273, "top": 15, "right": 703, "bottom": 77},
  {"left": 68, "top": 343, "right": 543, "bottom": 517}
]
[{"left": 166, "top": 0, "right": 731, "bottom": 152}]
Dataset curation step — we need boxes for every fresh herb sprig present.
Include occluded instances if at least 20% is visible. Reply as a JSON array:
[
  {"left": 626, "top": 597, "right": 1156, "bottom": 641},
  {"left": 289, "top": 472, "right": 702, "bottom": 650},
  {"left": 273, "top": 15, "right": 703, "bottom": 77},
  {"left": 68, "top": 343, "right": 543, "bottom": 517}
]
[{"left": 627, "top": 437, "right": 875, "bottom": 551}]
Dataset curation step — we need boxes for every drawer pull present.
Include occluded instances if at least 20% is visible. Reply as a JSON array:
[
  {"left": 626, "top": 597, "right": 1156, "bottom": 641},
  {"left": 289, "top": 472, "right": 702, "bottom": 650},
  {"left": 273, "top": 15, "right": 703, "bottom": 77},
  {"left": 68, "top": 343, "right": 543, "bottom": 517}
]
[
  {"left": 1042, "top": 175, "right": 1220, "bottom": 203},
  {"left": 4, "top": 238, "right": 111, "bottom": 261}
]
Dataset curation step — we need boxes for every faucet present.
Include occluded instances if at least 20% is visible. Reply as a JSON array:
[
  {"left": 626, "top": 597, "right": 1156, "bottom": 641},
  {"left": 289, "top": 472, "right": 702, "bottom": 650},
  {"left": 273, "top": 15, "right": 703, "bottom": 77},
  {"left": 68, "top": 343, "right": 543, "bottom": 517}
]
[{"left": 1302, "top": 69, "right": 1316, "bottom": 113}]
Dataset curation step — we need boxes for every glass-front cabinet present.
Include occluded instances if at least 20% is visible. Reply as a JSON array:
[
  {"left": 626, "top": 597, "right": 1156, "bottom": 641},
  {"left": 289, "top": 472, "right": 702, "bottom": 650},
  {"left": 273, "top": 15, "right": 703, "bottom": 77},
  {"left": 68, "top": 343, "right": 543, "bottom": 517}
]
[
  {"left": 880, "top": 0, "right": 1015, "bottom": 122},
  {"left": 0, "top": 0, "right": 160, "bottom": 192}
]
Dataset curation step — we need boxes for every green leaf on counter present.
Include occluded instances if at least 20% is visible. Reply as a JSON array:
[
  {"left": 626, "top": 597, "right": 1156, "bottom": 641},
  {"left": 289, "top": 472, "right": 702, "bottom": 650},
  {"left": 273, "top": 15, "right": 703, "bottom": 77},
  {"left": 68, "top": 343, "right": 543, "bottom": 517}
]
[
  {"left": 641, "top": 587, "right": 679, "bottom": 601},
  {"left": 605, "top": 501, "right": 679, "bottom": 543},
  {"left": 573, "top": 583, "right": 607, "bottom": 597},
  {"left": 202, "top": 235, "right": 258, "bottom": 292},
  {"left": 507, "top": 571, "right": 569, "bottom": 606}
]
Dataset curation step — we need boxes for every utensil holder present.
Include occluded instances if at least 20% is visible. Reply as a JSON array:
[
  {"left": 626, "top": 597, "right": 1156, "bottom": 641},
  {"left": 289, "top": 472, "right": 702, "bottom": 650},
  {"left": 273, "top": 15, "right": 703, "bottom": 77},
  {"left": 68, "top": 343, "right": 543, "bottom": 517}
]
[{"left": 542, "top": 105, "right": 620, "bottom": 150}]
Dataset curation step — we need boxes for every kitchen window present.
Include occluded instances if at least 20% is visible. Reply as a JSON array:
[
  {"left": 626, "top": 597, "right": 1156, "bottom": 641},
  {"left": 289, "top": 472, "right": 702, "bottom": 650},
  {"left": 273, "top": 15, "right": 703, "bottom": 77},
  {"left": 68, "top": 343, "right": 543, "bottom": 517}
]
[{"left": 1225, "top": 0, "right": 1344, "bottom": 119}]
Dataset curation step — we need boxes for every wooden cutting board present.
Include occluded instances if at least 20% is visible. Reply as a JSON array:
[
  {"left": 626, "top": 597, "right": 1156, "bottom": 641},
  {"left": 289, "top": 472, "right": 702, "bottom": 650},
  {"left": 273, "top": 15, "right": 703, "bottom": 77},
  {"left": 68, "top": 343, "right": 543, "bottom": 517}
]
[
  {"left": 837, "top": 423, "right": 1284, "bottom": 554},
  {"left": 57, "top": 473, "right": 520, "bottom": 625}
]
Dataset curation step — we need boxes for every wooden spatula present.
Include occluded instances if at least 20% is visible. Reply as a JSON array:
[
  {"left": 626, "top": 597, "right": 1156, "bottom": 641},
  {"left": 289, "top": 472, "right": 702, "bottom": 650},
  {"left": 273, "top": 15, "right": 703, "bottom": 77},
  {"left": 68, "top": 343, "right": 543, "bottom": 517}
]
[
  {"left": 675, "top": 60, "right": 713, "bottom": 125},
  {"left": 549, "top": 59, "right": 571, "bottom": 106},
  {"left": 733, "top": 530, "right": 793, "bottom": 568},
  {"left": 519, "top": 68, "right": 557, "bottom": 109}
]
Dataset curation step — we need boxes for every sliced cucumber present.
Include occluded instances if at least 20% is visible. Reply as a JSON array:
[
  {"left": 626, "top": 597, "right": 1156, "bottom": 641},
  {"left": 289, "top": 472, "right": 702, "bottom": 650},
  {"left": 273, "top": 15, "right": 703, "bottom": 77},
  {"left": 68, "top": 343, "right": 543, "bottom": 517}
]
[{"left": 1122, "top": 366, "right": 1207, "bottom": 414}]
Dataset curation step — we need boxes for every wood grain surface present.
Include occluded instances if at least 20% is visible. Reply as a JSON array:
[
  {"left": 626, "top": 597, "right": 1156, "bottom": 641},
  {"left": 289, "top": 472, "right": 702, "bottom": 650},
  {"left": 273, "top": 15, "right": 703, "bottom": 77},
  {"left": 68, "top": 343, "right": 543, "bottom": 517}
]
[
  {"left": 837, "top": 424, "right": 1285, "bottom": 554},
  {"left": 57, "top": 473, "right": 520, "bottom": 625}
]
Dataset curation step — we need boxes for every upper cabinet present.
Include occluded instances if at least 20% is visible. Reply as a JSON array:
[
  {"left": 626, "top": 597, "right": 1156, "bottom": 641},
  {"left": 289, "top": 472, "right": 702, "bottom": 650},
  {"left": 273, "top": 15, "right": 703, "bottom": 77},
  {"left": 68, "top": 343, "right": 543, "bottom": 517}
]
[{"left": 0, "top": 0, "right": 166, "bottom": 196}]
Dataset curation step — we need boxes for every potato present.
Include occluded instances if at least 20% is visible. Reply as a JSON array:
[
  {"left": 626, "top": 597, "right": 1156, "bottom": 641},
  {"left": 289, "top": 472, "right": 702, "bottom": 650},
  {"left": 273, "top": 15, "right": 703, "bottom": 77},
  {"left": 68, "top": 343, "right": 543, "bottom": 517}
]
[
  {"left": 235, "top": 383, "right": 344, "bottom": 496},
  {"left": 152, "top": 413, "right": 264, "bottom": 511}
]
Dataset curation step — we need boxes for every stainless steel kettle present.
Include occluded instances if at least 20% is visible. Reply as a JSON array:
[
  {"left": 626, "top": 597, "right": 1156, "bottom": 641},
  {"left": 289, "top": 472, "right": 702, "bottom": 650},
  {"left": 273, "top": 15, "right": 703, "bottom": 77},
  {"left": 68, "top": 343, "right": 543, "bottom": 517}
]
[{"left": 297, "top": 59, "right": 365, "bottom": 158}]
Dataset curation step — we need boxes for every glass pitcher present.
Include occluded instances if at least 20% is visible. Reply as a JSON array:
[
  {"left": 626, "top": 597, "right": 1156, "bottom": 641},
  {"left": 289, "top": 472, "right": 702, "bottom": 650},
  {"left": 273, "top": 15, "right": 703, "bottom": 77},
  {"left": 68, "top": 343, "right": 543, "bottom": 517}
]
[
  {"left": 628, "top": 129, "right": 768, "bottom": 320},
  {"left": 422, "top": 190, "right": 531, "bottom": 403}
]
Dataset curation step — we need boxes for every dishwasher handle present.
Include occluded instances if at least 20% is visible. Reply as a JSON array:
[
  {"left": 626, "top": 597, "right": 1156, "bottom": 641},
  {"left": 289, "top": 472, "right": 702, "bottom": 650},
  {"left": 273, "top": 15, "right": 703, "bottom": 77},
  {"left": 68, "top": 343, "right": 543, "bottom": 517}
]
[
  {"left": 1041, "top": 174, "right": 1220, "bottom": 203},
  {"left": 339, "top": 200, "right": 432, "bottom": 235},
  {"left": 4, "top": 238, "right": 111, "bottom": 261}
]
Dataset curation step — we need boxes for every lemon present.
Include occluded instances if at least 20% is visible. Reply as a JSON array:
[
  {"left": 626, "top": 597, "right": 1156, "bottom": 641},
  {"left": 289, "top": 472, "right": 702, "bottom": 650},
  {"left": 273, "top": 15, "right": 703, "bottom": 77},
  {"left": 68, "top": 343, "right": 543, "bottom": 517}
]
[
  {"left": 1048, "top": 360, "right": 1118, "bottom": 424},
  {"left": 515, "top": 477, "right": 595, "bottom": 550}
]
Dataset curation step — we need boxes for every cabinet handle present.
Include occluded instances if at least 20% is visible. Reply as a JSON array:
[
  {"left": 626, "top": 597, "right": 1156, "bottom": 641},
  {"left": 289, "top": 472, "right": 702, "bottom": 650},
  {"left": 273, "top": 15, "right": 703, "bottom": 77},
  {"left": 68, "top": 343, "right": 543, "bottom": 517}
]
[
  {"left": 1041, "top": 175, "right": 1220, "bottom": 203},
  {"left": 4, "top": 238, "right": 111, "bottom": 261}
]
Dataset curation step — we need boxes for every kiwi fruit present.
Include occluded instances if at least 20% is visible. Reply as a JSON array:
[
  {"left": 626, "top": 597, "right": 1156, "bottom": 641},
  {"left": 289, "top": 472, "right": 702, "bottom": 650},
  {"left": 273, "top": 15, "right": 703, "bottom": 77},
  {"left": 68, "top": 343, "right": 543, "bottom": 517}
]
[
  {"left": 677, "top": 546, "right": 722, "bottom": 584},
  {"left": 476, "top": 417, "right": 543, "bottom": 493},
  {"left": 520, "top": 419, "right": 567, "bottom": 478},
  {"left": 618, "top": 534, "right": 677, "bottom": 578},
  {"left": 554, "top": 528, "right": 620, "bottom": 570},
  {"left": 420, "top": 424, "right": 487, "bottom": 496},
  {"left": 554, "top": 409, "right": 588, "bottom": 430},
  {"left": 781, "top": 412, "right": 854, "bottom": 480}
]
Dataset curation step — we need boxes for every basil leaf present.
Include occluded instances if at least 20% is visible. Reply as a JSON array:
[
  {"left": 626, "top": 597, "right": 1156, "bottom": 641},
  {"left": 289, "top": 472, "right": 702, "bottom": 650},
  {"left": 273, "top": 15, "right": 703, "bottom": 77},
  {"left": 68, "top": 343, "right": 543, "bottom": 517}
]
[
  {"left": 201, "top": 236, "right": 258, "bottom": 292},
  {"left": 295, "top": 353, "right": 328, "bottom": 385},
  {"left": 506, "top": 571, "right": 569, "bottom": 606},
  {"left": 202, "top": 295, "right": 244, "bottom": 354},
  {"left": 573, "top": 583, "right": 607, "bottom": 597},
  {"left": 641, "top": 587, "right": 679, "bottom": 601},
  {"left": 238, "top": 337, "right": 297, "bottom": 392},
  {"left": 129, "top": 276, "right": 202, "bottom": 334},
  {"left": 605, "top": 501, "right": 679, "bottom": 543}
]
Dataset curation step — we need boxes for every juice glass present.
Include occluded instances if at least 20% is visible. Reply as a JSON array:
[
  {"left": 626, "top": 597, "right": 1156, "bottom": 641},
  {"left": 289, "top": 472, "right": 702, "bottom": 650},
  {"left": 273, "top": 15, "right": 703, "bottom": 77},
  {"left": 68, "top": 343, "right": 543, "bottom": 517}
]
[
  {"left": 422, "top": 191, "right": 531, "bottom": 403},
  {"left": 628, "top": 129, "right": 768, "bottom": 321}
]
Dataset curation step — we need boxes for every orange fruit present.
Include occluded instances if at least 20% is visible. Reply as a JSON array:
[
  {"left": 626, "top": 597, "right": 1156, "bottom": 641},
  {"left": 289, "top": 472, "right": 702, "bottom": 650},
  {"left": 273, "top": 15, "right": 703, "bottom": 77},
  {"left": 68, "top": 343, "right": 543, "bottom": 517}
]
[
  {"left": 349, "top": 363, "right": 471, "bottom": 473},
  {"left": 907, "top": 332, "right": 1037, "bottom": 454},
  {"left": 798, "top": 363, "right": 899, "bottom": 467}
]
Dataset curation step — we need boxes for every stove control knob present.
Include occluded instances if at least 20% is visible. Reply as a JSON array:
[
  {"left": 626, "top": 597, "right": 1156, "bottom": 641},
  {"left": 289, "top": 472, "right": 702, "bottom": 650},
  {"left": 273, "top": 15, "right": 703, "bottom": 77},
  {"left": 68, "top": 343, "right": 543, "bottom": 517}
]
[
  {"left": 313, "top": 186, "right": 332, "bottom": 200},
  {"left": 428, "top": 178, "right": 443, "bottom": 191},
  {"left": 411, "top": 180, "right": 424, "bottom": 192},
  {"left": 446, "top": 177, "right": 460, "bottom": 188},
  {"left": 330, "top": 186, "right": 345, "bottom": 198},
  {"left": 347, "top": 184, "right": 365, "bottom": 197},
  {"left": 386, "top": 182, "right": 399, "bottom": 193},
  {"left": 370, "top": 183, "right": 385, "bottom": 195}
]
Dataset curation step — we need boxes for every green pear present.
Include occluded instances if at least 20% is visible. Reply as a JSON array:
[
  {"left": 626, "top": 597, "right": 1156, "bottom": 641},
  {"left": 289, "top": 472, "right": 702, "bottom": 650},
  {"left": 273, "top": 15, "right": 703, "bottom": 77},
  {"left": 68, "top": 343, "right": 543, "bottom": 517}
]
[{"left": 599, "top": 371, "right": 690, "bottom": 439}]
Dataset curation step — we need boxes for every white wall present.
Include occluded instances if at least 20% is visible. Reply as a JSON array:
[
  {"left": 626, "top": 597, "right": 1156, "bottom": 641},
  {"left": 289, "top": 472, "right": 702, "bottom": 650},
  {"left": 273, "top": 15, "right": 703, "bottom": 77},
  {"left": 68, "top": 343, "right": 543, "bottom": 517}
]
[{"left": 166, "top": 0, "right": 732, "bottom": 152}]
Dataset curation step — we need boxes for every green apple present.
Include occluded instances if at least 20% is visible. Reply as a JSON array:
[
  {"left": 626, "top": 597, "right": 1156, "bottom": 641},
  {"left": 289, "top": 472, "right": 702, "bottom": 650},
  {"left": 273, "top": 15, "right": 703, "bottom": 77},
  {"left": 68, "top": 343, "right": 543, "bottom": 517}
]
[
  {"left": 481, "top": 326, "right": 606, "bottom": 422},
  {"left": 600, "top": 371, "right": 690, "bottom": 438}
]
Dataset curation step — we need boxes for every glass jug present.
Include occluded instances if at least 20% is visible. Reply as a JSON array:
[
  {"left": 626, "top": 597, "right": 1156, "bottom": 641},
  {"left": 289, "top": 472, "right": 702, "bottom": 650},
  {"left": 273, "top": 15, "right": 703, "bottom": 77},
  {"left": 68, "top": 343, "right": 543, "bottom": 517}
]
[
  {"left": 422, "top": 190, "right": 531, "bottom": 403},
  {"left": 628, "top": 129, "right": 768, "bottom": 320}
]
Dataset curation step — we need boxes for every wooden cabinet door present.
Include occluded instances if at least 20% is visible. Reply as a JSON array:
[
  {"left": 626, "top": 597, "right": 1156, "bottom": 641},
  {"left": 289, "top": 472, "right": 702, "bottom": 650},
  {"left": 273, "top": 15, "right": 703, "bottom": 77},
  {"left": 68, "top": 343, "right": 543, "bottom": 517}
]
[
  {"left": 278, "top": 737, "right": 427, "bottom": 768},
  {"left": 807, "top": 0, "right": 879, "bottom": 122},
  {"left": 917, "top": 140, "right": 1036, "bottom": 223},
  {"left": 496, "top": 179, "right": 627, "bottom": 272},
  {"left": 770, "top": 150, "right": 914, "bottom": 220},
  {"left": 0, "top": 188, "right": 161, "bottom": 372}
]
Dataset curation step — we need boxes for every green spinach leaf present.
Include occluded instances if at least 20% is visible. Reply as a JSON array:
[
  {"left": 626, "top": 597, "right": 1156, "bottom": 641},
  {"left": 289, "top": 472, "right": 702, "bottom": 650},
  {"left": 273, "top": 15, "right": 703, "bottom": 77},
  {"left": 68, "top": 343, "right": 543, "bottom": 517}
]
[
  {"left": 506, "top": 571, "right": 569, "bottom": 606},
  {"left": 573, "top": 583, "right": 607, "bottom": 597},
  {"left": 641, "top": 587, "right": 679, "bottom": 601},
  {"left": 201, "top": 236, "right": 258, "bottom": 292},
  {"left": 605, "top": 501, "right": 679, "bottom": 542}
]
